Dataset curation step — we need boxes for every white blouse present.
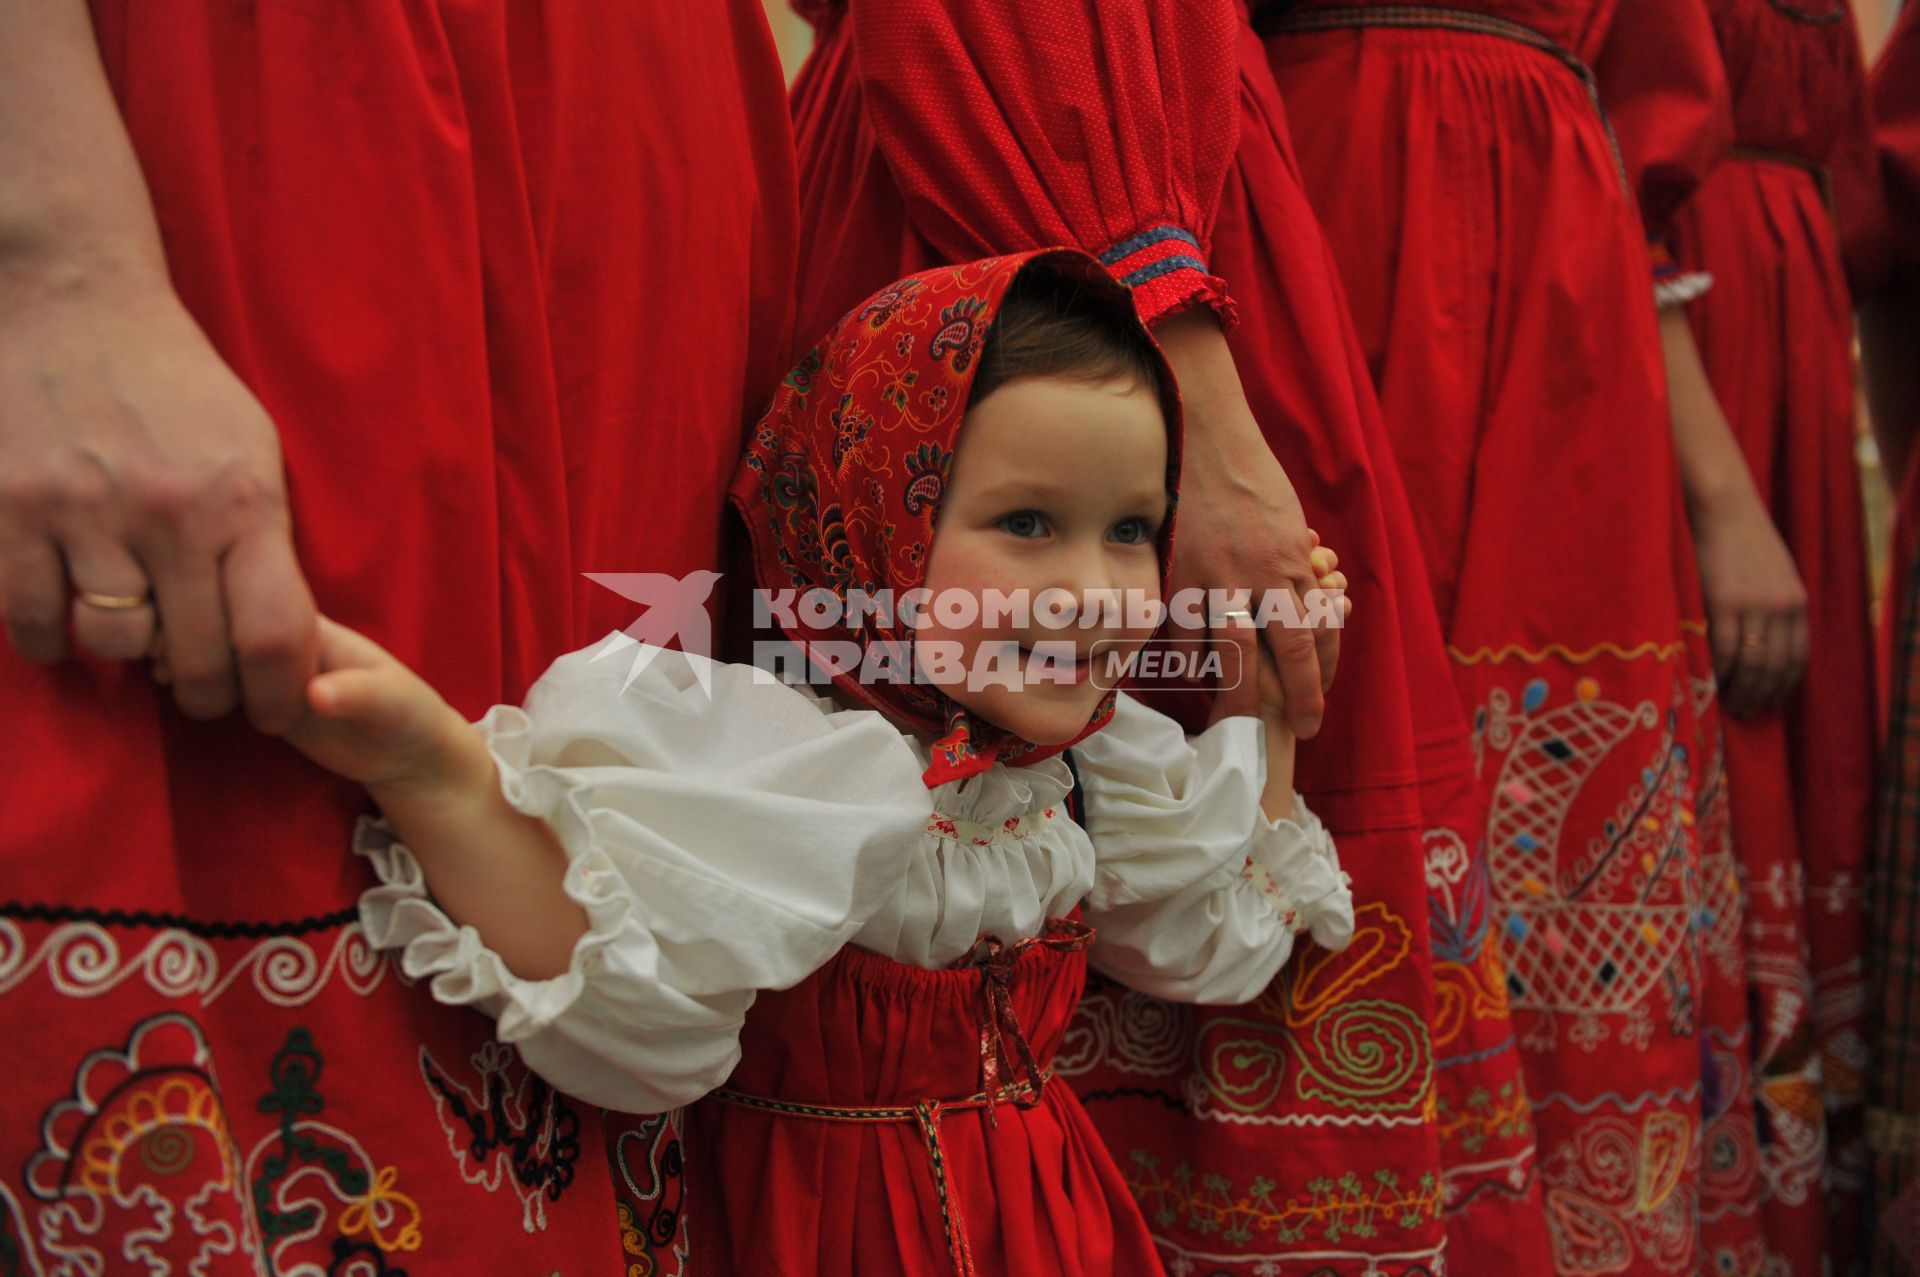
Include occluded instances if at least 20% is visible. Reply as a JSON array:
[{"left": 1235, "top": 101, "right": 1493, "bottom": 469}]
[{"left": 356, "top": 641, "right": 1354, "bottom": 1114}]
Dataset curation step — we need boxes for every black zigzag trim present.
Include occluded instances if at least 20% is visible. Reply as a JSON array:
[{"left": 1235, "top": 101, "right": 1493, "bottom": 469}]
[
  {"left": 1071, "top": 1085, "right": 1188, "bottom": 1114},
  {"left": 0, "top": 900, "right": 358, "bottom": 939}
]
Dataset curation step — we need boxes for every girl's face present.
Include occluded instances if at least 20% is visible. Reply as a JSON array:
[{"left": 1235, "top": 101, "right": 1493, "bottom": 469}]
[{"left": 919, "top": 372, "right": 1169, "bottom": 746}]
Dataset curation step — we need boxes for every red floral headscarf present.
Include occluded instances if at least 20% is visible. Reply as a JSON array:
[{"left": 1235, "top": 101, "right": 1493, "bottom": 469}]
[{"left": 728, "top": 249, "right": 1182, "bottom": 787}]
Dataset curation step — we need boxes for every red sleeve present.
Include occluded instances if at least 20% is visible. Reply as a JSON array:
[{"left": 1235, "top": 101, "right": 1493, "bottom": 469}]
[
  {"left": 845, "top": 0, "right": 1239, "bottom": 326},
  {"left": 1595, "top": 0, "right": 1735, "bottom": 241}
]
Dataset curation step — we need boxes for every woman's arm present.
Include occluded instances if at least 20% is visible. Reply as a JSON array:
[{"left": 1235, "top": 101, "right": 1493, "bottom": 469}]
[
  {"left": 1659, "top": 309, "right": 1809, "bottom": 718},
  {"left": 0, "top": 1, "right": 317, "bottom": 727}
]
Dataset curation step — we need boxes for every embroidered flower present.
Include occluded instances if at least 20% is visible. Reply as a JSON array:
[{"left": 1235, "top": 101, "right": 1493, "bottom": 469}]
[
  {"left": 782, "top": 347, "right": 824, "bottom": 398},
  {"left": 857, "top": 279, "right": 922, "bottom": 328},
  {"left": 928, "top": 297, "right": 987, "bottom": 372},
  {"left": 902, "top": 443, "right": 948, "bottom": 516}
]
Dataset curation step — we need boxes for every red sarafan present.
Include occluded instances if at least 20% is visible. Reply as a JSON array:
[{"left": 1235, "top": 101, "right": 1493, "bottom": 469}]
[
  {"left": 787, "top": 1, "right": 1548, "bottom": 1272},
  {"left": 1262, "top": 0, "right": 1780, "bottom": 1273},
  {"left": 0, "top": 4, "right": 796, "bottom": 1273},
  {"left": 1665, "top": 3, "right": 1880, "bottom": 1271}
]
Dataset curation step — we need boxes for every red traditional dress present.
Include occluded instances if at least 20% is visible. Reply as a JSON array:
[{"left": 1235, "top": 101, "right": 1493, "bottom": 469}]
[
  {"left": 0, "top": 5, "right": 796, "bottom": 1272},
  {"left": 1661, "top": 4, "right": 1879, "bottom": 1270},
  {"left": 787, "top": 3, "right": 1550, "bottom": 1271},
  {"left": 349, "top": 252, "right": 1359, "bottom": 1276},
  {"left": 1858, "top": 4, "right": 1920, "bottom": 1270},
  {"left": 1261, "top": 1, "right": 1772, "bottom": 1272}
]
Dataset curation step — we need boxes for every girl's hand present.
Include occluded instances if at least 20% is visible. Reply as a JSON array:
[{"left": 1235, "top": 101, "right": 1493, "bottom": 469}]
[
  {"left": 1211, "top": 544, "right": 1351, "bottom": 730},
  {"left": 225, "top": 617, "right": 470, "bottom": 792}
]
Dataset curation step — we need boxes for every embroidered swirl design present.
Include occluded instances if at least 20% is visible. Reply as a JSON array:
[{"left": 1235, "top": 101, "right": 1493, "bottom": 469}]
[{"left": 1296, "top": 1000, "right": 1431, "bottom": 1111}]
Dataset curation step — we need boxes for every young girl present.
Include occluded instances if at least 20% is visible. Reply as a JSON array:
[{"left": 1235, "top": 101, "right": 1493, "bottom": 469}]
[{"left": 269, "top": 250, "right": 1353, "bottom": 1275}]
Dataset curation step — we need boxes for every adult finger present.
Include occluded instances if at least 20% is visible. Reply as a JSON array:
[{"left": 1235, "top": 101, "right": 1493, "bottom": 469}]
[
  {"left": 1774, "top": 606, "right": 1804, "bottom": 698},
  {"left": 1264, "top": 582, "right": 1325, "bottom": 738},
  {"left": 0, "top": 527, "right": 70, "bottom": 663},
  {"left": 1708, "top": 604, "right": 1742, "bottom": 692},
  {"left": 144, "top": 537, "right": 239, "bottom": 720},
  {"left": 1724, "top": 615, "right": 1767, "bottom": 718},
  {"left": 1746, "top": 610, "right": 1798, "bottom": 715},
  {"left": 64, "top": 535, "right": 157, "bottom": 661},
  {"left": 1208, "top": 612, "right": 1263, "bottom": 725},
  {"left": 224, "top": 528, "right": 318, "bottom": 734}
]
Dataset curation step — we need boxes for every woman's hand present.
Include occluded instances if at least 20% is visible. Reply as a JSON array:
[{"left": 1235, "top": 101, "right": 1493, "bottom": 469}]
[
  {"left": 1691, "top": 485, "right": 1809, "bottom": 718},
  {"left": 1155, "top": 309, "right": 1339, "bottom": 737},
  {"left": 0, "top": 1, "right": 318, "bottom": 730},
  {"left": 0, "top": 264, "right": 319, "bottom": 727}
]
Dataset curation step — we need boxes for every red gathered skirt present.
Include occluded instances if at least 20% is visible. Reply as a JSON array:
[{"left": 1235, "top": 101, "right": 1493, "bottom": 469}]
[
  {"left": 1266, "top": 18, "right": 1766, "bottom": 1276},
  {"left": 683, "top": 925, "right": 1160, "bottom": 1276},
  {"left": 0, "top": 5, "right": 795, "bottom": 1274},
  {"left": 1669, "top": 152, "right": 1878, "bottom": 1277}
]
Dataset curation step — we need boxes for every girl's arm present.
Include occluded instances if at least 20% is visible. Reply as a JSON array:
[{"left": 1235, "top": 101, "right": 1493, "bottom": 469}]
[
  {"left": 1210, "top": 546, "right": 1348, "bottom": 820},
  {"left": 271, "top": 620, "right": 588, "bottom": 979}
]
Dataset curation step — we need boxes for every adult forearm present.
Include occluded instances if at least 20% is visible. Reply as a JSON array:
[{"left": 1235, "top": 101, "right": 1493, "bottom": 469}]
[
  {"left": 0, "top": 0, "right": 166, "bottom": 280},
  {"left": 1660, "top": 307, "right": 1759, "bottom": 520}
]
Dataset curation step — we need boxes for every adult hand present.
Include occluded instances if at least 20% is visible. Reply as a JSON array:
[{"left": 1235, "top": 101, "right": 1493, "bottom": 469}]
[
  {"left": 0, "top": 258, "right": 318, "bottom": 729},
  {"left": 1154, "top": 308, "right": 1339, "bottom": 737},
  {"left": 1691, "top": 483, "right": 1808, "bottom": 718}
]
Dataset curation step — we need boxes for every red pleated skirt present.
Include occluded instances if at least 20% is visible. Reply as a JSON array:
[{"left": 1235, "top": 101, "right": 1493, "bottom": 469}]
[
  {"left": 1266, "top": 17, "right": 1766, "bottom": 1275},
  {"left": 1669, "top": 151, "right": 1879, "bottom": 1277},
  {"left": 683, "top": 926, "right": 1160, "bottom": 1275}
]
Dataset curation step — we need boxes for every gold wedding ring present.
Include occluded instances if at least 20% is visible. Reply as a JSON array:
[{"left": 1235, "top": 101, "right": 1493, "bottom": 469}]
[
  {"left": 1220, "top": 610, "right": 1255, "bottom": 622},
  {"left": 77, "top": 589, "right": 152, "bottom": 611}
]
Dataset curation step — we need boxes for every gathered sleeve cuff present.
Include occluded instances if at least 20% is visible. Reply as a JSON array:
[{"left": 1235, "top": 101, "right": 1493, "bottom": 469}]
[
  {"left": 1071, "top": 694, "right": 1353, "bottom": 1005},
  {"left": 1650, "top": 241, "right": 1714, "bottom": 309},
  {"left": 354, "top": 640, "right": 933, "bottom": 1114},
  {"left": 848, "top": 0, "right": 1240, "bottom": 328}
]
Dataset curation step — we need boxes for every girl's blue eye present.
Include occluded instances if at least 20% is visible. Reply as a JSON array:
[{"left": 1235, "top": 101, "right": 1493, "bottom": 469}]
[
  {"left": 999, "top": 510, "right": 1046, "bottom": 538},
  {"left": 1111, "top": 517, "right": 1151, "bottom": 545}
]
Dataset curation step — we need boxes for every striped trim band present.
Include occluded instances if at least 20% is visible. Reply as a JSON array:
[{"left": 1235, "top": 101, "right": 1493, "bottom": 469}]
[{"left": 1100, "top": 225, "right": 1210, "bottom": 290}]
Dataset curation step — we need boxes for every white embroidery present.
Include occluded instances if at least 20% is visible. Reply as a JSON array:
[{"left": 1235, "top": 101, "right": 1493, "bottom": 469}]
[{"left": 0, "top": 918, "right": 390, "bottom": 1007}]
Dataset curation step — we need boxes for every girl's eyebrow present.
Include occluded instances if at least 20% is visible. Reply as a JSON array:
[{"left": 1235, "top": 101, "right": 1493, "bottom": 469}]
[{"left": 973, "top": 475, "right": 1169, "bottom": 512}]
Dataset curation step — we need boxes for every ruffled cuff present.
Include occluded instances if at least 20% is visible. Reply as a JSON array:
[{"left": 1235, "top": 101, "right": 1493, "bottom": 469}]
[
  {"left": 1100, "top": 224, "right": 1238, "bottom": 330},
  {"left": 1651, "top": 241, "right": 1713, "bottom": 309},
  {"left": 1239, "top": 796, "right": 1354, "bottom": 952},
  {"left": 352, "top": 709, "right": 643, "bottom": 1043}
]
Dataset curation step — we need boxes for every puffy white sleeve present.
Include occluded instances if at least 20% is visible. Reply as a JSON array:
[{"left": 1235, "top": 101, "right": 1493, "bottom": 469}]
[
  {"left": 1071, "top": 693, "right": 1353, "bottom": 1005},
  {"left": 354, "top": 639, "right": 933, "bottom": 1114}
]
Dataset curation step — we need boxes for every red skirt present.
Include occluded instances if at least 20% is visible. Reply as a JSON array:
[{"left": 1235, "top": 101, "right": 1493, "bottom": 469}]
[
  {"left": 789, "top": 14, "right": 1548, "bottom": 1274},
  {"left": 1265, "top": 16, "right": 1766, "bottom": 1275},
  {"left": 683, "top": 923, "right": 1159, "bottom": 1275},
  {"left": 0, "top": 5, "right": 794, "bottom": 1273},
  {"left": 1669, "top": 151, "right": 1879, "bottom": 1277}
]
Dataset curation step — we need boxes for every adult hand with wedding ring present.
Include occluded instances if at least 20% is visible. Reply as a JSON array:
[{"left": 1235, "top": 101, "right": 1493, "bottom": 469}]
[
  {"left": 0, "top": 258, "right": 319, "bottom": 730},
  {"left": 1154, "top": 310, "right": 1342, "bottom": 737}
]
